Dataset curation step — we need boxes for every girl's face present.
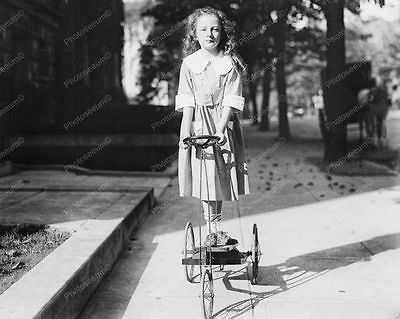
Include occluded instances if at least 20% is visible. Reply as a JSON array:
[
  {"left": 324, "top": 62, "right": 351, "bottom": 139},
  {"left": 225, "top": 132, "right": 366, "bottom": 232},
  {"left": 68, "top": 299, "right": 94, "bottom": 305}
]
[{"left": 195, "top": 14, "right": 221, "bottom": 54}]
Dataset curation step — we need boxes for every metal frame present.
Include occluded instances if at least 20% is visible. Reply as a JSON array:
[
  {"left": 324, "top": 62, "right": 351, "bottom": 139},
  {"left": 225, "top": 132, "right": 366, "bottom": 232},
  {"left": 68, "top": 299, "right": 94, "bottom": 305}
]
[{"left": 181, "top": 135, "right": 261, "bottom": 319}]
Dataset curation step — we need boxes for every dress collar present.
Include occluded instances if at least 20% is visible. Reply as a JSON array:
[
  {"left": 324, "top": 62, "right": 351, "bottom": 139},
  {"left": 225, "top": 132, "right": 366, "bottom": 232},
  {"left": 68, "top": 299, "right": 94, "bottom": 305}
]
[{"left": 184, "top": 49, "right": 233, "bottom": 75}]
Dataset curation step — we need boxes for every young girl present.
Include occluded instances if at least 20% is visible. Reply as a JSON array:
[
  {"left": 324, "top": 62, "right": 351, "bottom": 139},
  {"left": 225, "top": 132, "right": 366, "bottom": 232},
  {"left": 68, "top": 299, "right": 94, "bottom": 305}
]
[{"left": 176, "top": 7, "right": 250, "bottom": 246}]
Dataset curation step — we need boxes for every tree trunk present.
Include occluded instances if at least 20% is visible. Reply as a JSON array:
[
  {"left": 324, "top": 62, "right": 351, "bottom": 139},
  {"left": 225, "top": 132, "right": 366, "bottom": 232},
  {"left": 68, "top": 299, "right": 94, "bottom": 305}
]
[
  {"left": 242, "top": 82, "right": 251, "bottom": 119},
  {"left": 275, "top": 15, "right": 290, "bottom": 139},
  {"left": 323, "top": 0, "right": 347, "bottom": 162},
  {"left": 168, "top": 79, "right": 176, "bottom": 106},
  {"left": 260, "top": 68, "right": 271, "bottom": 131},
  {"left": 248, "top": 73, "right": 258, "bottom": 125}
]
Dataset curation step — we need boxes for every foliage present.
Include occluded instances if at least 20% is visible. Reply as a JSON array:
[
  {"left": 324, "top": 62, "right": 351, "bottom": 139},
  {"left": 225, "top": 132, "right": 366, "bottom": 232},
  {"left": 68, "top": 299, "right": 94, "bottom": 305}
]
[
  {"left": 137, "top": 0, "right": 325, "bottom": 104},
  {"left": 136, "top": 0, "right": 388, "bottom": 112},
  {"left": 137, "top": 0, "right": 236, "bottom": 104}
]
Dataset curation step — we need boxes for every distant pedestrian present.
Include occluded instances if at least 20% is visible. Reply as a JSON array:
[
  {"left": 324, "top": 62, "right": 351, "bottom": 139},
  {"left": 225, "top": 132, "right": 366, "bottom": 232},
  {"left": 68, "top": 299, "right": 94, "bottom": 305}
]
[
  {"left": 358, "top": 77, "right": 391, "bottom": 148},
  {"left": 176, "top": 7, "right": 250, "bottom": 246},
  {"left": 312, "top": 89, "right": 324, "bottom": 111},
  {"left": 390, "top": 78, "right": 400, "bottom": 109}
]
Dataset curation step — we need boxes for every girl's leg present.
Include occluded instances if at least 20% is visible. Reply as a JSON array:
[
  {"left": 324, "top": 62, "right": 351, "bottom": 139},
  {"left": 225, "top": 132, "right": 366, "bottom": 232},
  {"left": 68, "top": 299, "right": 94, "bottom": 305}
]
[
  {"left": 202, "top": 200, "right": 222, "bottom": 234},
  {"left": 202, "top": 200, "right": 238, "bottom": 245},
  {"left": 216, "top": 200, "right": 222, "bottom": 230}
]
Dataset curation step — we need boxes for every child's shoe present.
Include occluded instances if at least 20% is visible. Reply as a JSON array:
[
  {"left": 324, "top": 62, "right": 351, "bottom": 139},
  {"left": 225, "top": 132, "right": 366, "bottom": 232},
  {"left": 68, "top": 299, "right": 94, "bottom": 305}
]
[
  {"left": 215, "top": 231, "right": 238, "bottom": 246},
  {"left": 203, "top": 233, "right": 217, "bottom": 247}
]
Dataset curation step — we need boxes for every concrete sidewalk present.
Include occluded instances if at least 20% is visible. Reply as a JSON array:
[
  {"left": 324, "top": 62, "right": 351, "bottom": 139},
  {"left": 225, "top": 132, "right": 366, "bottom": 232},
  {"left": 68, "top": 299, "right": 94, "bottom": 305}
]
[
  {"left": 0, "top": 169, "right": 172, "bottom": 318},
  {"left": 78, "top": 111, "right": 400, "bottom": 318}
]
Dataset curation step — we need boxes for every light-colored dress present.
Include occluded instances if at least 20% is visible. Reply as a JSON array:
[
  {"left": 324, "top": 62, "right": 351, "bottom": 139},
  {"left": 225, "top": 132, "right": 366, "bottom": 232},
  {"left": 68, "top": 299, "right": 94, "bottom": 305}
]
[{"left": 175, "top": 49, "right": 250, "bottom": 201}]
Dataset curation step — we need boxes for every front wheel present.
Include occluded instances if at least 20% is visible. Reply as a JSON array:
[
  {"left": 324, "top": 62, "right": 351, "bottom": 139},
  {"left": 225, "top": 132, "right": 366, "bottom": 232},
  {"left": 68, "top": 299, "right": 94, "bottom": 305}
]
[
  {"left": 250, "top": 224, "right": 260, "bottom": 285},
  {"left": 183, "top": 222, "right": 195, "bottom": 282},
  {"left": 201, "top": 269, "right": 214, "bottom": 319}
]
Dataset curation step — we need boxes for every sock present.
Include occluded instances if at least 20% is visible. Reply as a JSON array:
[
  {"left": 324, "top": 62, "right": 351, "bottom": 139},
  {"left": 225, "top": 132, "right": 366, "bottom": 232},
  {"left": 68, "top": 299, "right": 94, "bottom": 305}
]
[
  {"left": 210, "top": 221, "right": 218, "bottom": 233},
  {"left": 206, "top": 221, "right": 212, "bottom": 235},
  {"left": 206, "top": 221, "right": 220, "bottom": 233}
]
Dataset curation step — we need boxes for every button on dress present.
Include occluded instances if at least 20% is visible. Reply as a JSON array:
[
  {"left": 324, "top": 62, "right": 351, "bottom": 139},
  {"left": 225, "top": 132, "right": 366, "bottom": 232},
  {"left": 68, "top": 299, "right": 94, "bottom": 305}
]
[{"left": 175, "top": 49, "right": 250, "bottom": 201}]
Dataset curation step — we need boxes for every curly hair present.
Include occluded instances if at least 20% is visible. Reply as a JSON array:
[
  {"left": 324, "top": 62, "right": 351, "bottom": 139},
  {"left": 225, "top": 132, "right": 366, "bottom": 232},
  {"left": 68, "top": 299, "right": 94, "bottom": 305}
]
[{"left": 182, "top": 7, "right": 246, "bottom": 73}]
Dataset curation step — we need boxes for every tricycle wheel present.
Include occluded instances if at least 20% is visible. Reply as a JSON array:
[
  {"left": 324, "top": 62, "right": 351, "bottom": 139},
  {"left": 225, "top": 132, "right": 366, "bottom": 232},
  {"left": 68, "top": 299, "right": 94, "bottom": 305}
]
[
  {"left": 183, "top": 222, "right": 195, "bottom": 282},
  {"left": 250, "top": 224, "right": 260, "bottom": 285},
  {"left": 201, "top": 269, "right": 214, "bottom": 319}
]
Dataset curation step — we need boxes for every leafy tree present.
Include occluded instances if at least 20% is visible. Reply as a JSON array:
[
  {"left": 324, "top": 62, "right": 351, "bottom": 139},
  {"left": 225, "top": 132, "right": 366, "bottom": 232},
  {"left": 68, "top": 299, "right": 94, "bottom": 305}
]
[
  {"left": 308, "top": 0, "right": 385, "bottom": 163},
  {"left": 137, "top": 0, "right": 244, "bottom": 104},
  {"left": 263, "top": 0, "right": 323, "bottom": 136},
  {"left": 138, "top": 0, "right": 295, "bottom": 137},
  {"left": 137, "top": 0, "right": 386, "bottom": 160}
]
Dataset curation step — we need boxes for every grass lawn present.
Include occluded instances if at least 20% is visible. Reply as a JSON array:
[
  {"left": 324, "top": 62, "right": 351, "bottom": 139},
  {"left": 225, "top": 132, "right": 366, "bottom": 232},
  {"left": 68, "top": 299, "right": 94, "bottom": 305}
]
[{"left": 0, "top": 224, "right": 70, "bottom": 294}]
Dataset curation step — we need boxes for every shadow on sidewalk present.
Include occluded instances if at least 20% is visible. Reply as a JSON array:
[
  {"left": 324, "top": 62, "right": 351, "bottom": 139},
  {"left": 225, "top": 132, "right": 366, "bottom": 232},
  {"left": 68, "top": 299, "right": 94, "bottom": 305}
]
[{"left": 213, "top": 232, "right": 400, "bottom": 319}]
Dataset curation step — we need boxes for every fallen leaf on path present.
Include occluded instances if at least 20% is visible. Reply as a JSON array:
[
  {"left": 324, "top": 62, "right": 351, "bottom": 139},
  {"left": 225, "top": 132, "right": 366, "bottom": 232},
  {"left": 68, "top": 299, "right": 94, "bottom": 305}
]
[
  {"left": 11, "top": 261, "right": 25, "bottom": 270},
  {"left": 6, "top": 250, "right": 18, "bottom": 257}
]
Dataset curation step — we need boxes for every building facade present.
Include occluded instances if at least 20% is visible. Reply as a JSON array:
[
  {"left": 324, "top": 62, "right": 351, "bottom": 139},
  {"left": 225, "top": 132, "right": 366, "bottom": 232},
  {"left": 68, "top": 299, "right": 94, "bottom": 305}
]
[{"left": 0, "top": 0, "right": 125, "bottom": 137}]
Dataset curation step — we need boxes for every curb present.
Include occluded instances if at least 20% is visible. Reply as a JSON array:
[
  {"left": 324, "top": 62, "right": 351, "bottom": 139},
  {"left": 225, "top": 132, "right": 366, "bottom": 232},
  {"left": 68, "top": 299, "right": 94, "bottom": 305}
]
[
  {"left": 14, "top": 162, "right": 178, "bottom": 178},
  {"left": 0, "top": 187, "right": 155, "bottom": 319}
]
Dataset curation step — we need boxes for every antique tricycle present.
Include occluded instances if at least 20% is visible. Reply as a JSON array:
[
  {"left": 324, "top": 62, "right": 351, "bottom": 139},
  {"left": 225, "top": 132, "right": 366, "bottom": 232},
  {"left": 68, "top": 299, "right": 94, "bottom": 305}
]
[{"left": 180, "top": 135, "right": 261, "bottom": 319}]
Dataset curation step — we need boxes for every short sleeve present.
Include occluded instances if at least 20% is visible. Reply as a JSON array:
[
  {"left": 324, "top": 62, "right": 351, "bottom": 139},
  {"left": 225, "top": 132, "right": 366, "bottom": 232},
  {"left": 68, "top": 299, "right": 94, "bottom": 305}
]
[
  {"left": 222, "top": 67, "right": 245, "bottom": 112},
  {"left": 175, "top": 61, "right": 195, "bottom": 112}
]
